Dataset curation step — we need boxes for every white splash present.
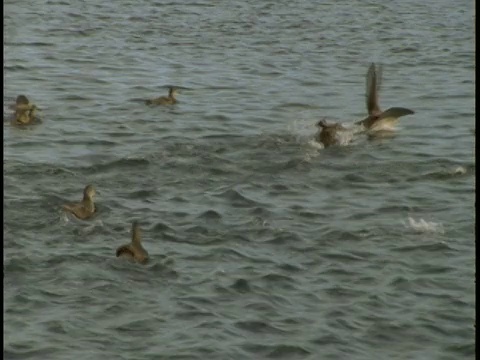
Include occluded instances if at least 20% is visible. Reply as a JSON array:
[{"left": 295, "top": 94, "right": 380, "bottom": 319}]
[
  {"left": 451, "top": 166, "right": 467, "bottom": 175},
  {"left": 81, "top": 220, "right": 104, "bottom": 234},
  {"left": 329, "top": 120, "right": 364, "bottom": 146},
  {"left": 288, "top": 118, "right": 315, "bottom": 137},
  {"left": 404, "top": 217, "right": 445, "bottom": 234},
  {"left": 60, "top": 211, "right": 104, "bottom": 233},
  {"left": 61, "top": 211, "right": 70, "bottom": 224},
  {"left": 349, "top": 123, "right": 367, "bottom": 135},
  {"left": 307, "top": 139, "right": 324, "bottom": 149},
  {"left": 288, "top": 117, "right": 373, "bottom": 150},
  {"left": 335, "top": 127, "right": 355, "bottom": 145}
]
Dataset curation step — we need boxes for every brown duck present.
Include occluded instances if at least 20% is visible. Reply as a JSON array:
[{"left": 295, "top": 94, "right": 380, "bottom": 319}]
[
  {"left": 145, "top": 87, "right": 178, "bottom": 105},
  {"left": 116, "top": 222, "right": 149, "bottom": 264},
  {"left": 10, "top": 95, "right": 39, "bottom": 126},
  {"left": 315, "top": 119, "right": 348, "bottom": 148},
  {"left": 355, "top": 63, "right": 414, "bottom": 131},
  {"left": 62, "top": 185, "right": 97, "bottom": 220}
]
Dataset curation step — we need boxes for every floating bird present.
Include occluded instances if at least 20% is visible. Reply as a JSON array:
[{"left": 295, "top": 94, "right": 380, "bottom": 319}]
[
  {"left": 116, "top": 221, "right": 149, "bottom": 264},
  {"left": 62, "top": 185, "right": 97, "bottom": 220},
  {"left": 9, "top": 95, "right": 39, "bottom": 126},
  {"left": 355, "top": 63, "right": 414, "bottom": 131},
  {"left": 145, "top": 87, "right": 178, "bottom": 106},
  {"left": 315, "top": 119, "right": 348, "bottom": 148},
  {"left": 316, "top": 63, "right": 414, "bottom": 147}
]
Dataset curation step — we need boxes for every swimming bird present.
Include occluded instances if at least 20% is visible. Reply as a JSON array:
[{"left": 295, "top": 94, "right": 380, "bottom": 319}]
[
  {"left": 62, "top": 185, "right": 97, "bottom": 220},
  {"left": 9, "top": 95, "right": 39, "bottom": 126},
  {"left": 315, "top": 63, "right": 414, "bottom": 147},
  {"left": 315, "top": 119, "right": 348, "bottom": 148},
  {"left": 116, "top": 221, "right": 149, "bottom": 264},
  {"left": 355, "top": 63, "right": 414, "bottom": 131},
  {"left": 9, "top": 95, "right": 31, "bottom": 110},
  {"left": 145, "top": 87, "right": 178, "bottom": 105}
]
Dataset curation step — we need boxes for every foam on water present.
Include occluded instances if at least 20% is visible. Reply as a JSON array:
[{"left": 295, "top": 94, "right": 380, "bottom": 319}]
[
  {"left": 404, "top": 217, "right": 445, "bottom": 234},
  {"left": 451, "top": 166, "right": 467, "bottom": 175}
]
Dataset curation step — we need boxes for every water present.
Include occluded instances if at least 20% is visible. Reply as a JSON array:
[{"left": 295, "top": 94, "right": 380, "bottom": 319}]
[{"left": 4, "top": 1, "right": 475, "bottom": 359}]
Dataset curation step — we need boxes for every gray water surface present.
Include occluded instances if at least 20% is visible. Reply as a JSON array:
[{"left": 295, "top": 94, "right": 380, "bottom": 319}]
[{"left": 4, "top": 1, "right": 475, "bottom": 359}]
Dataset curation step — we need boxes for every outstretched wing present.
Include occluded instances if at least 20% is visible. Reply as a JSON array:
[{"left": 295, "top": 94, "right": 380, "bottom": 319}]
[
  {"left": 365, "top": 63, "right": 382, "bottom": 115},
  {"left": 355, "top": 106, "right": 414, "bottom": 129},
  {"left": 377, "top": 107, "right": 414, "bottom": 121}
]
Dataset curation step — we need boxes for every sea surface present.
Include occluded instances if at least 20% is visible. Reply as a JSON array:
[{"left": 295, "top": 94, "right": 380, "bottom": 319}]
[{"left": 4, "top": 1, "right": 475, "bottom": 359}]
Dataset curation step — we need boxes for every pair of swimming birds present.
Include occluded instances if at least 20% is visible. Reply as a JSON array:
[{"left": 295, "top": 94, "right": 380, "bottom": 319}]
[
  {"left": 8, "top": 88, "right": 179, "bottom": 126},
  {"left": 62, "top": 185, "right": 148, "bottom": 264},
  {"left": 315, "top": 63, "right": 414, "bottom": 147}
]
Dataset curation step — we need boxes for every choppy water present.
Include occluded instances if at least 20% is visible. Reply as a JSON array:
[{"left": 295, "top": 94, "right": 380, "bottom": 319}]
[{"left": 4, "top": 1, "right": 475, "bottom": 359}]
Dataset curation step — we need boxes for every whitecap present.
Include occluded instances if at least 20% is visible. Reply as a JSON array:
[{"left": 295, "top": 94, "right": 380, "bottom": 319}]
[
  {"left": 403, "top": 217, "right": 445, "bottom": 234},
  {"left": 451, "top": 166, "right": 467, "bottom": 175}
]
